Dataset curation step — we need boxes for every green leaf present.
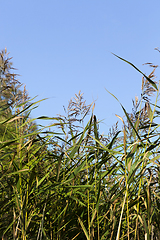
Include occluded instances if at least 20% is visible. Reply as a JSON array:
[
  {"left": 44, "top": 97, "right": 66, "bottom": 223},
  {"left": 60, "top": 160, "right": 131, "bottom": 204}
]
[
  {"left": 78, "top": 216, "right": 90, "bottom": 240},
  {"left": 112, "top": 53, "right": 158, "bottom": 90}
]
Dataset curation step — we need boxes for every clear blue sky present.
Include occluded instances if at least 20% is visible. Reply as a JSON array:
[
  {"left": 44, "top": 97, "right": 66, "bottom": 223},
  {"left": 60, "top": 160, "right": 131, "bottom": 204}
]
[{"left": 1, "top": 1, "right": 160, "bottom": 133}]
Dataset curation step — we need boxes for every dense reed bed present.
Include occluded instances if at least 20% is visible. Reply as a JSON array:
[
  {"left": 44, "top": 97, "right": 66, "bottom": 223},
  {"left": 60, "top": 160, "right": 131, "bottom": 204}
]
[{"left": 0, "top": 50, "right": 160, "bottom": 239}]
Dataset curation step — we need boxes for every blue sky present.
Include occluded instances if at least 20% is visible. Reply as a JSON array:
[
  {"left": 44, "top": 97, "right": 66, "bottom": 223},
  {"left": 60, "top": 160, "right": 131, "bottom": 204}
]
[{"left": 1, "top": 1, "right": 160, "bottom": 134}]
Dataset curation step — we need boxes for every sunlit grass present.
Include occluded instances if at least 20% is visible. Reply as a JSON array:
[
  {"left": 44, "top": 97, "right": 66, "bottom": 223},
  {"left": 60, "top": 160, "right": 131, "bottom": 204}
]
[{"left": 0, "top": 56, "right": 160, "bottom": 239}]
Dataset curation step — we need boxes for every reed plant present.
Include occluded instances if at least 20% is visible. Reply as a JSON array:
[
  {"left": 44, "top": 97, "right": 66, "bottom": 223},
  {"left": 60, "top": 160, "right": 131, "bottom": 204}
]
[{"left": 0, "top": 51, "right": 160, "bottom": 239}]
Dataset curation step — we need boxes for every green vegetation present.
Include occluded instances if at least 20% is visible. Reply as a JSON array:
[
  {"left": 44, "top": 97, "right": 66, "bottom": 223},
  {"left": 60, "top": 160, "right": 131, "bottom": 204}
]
[{"left": 0, "top": 49, "right": 160, "bottom": 240}]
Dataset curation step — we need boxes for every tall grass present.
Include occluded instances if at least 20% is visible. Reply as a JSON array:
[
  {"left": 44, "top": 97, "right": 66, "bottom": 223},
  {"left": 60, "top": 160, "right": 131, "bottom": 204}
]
[{"left": 0, "top": 57, "right": 160, "bottom": 239}]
